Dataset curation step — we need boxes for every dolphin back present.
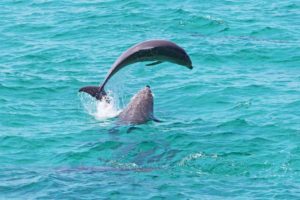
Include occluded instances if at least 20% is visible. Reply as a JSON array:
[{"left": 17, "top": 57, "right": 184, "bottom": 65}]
[{"left": 118, "top": 86, "right": 154, "bottom": 125}]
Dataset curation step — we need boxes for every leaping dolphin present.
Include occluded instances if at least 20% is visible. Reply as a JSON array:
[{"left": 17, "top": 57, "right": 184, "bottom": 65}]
[{"left": 79, "top": 39, "right": 193, "bottom": 100}]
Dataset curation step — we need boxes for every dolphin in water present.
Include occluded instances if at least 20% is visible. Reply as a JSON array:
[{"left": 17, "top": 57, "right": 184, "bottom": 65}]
[
  {"left": 117, "top": 85, "right": 159, "bottom": 125},
  {"left": 79, "top": 39, "right": 193, "bottom": 100}
]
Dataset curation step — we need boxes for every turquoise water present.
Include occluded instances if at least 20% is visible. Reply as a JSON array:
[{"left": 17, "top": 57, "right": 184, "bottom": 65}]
[{"left": 1, "top": 0, "right": 300, "bottom": 199}]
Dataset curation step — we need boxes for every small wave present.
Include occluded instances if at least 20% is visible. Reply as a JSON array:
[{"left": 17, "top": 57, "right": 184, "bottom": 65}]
[
  {"left": 217, "top": 118, "right": 250, "bottom": 128},
  {"left": 231, "top": 99, "right": 253, "bottom": 110},
  {"left": 178, "top": 152, "right": 205, "bottom": 166},
  {"left": 284, "top": 100, "right": 300, "bottom": 108},
  {"left": 249, "top": 26, "right": 291, "bottom": 41}
]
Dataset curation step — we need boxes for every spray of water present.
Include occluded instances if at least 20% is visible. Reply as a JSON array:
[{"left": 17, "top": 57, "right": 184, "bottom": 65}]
[{"left": 79, "top": 90, "right": 121, "bottom": 121}]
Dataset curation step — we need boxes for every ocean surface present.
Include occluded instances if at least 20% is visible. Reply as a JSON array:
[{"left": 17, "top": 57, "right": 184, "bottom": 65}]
[{"left": 1, "top": 0, "right": 300, "bottom": 199}]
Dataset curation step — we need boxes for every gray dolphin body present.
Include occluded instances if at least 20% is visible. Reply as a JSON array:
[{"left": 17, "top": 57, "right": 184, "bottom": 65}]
[
  {"left": 79, "top": 40, "right": 193, "bottom": 100},
  {"left": 117, "top": 86, "right": 157, "bottom": 125}
]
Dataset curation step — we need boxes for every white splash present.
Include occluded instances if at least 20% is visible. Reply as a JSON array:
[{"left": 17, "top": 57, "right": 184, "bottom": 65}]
[
  {"left": 79, "top": 91, "right": 121, "bottom": 121},
  {"left": 93, "top": 97, "right": 121, "bottom": 120}
]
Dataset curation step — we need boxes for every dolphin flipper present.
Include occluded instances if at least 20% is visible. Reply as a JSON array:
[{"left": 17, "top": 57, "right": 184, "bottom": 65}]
[
  {"left": 152, "top": 116, "right": 162, "bottom": 123},
  {"left": 146, "top": 61, "right": 163, "bottom": 66}
]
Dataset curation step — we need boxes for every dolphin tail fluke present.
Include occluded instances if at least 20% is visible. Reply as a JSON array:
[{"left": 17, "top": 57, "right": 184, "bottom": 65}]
[{"left": 79, "top": 86, "right": 107, "bottom": 101}]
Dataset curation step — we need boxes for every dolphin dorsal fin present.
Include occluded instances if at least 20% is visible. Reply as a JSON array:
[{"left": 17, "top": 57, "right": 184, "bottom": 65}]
[{"left": 146, "top": 61, "right": 163, "bottom": 66}]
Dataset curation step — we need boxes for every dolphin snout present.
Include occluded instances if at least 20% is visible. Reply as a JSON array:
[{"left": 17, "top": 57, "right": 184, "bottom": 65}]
[{"left": 144, "top": 85, "right": 152, "bottom": 95}]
